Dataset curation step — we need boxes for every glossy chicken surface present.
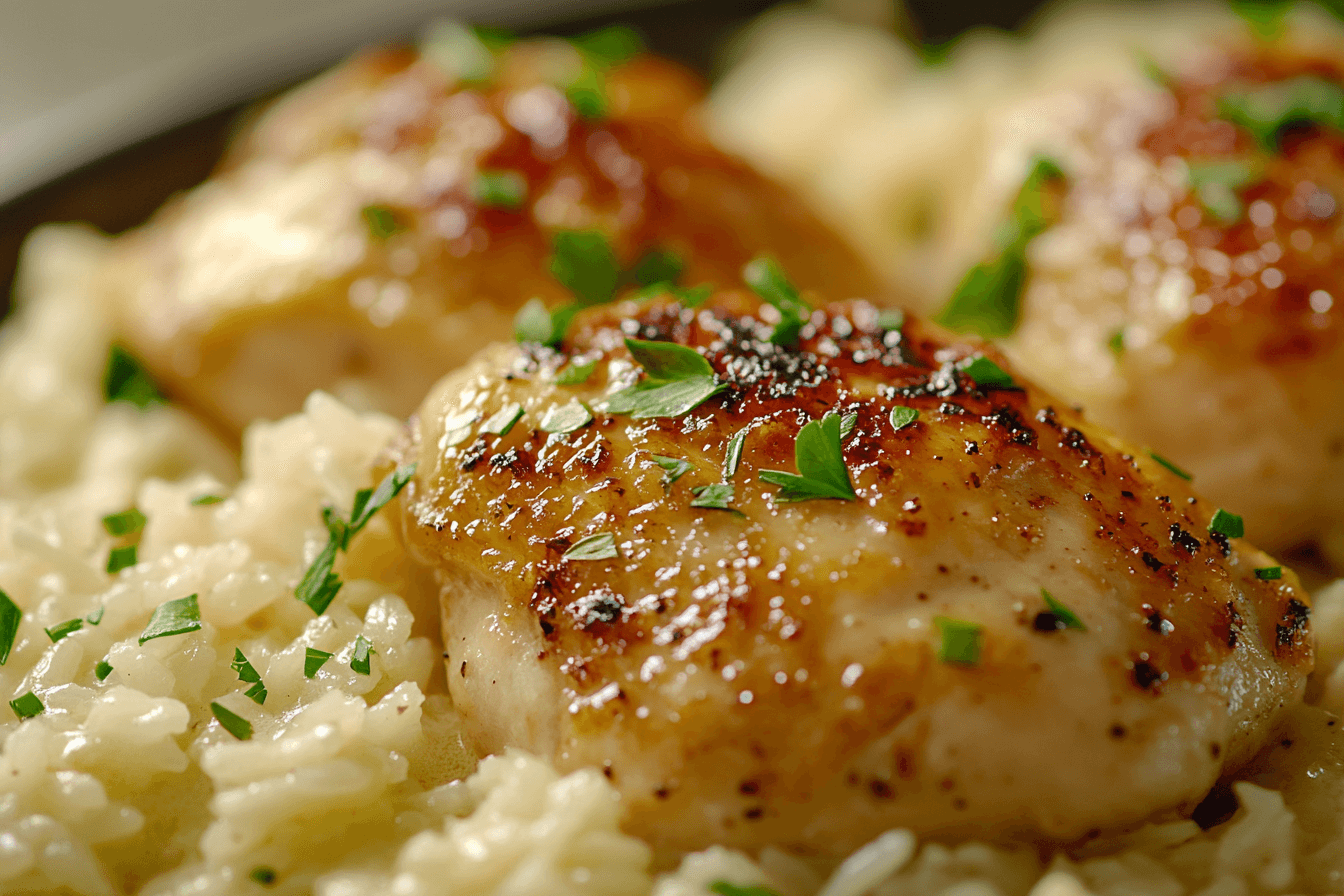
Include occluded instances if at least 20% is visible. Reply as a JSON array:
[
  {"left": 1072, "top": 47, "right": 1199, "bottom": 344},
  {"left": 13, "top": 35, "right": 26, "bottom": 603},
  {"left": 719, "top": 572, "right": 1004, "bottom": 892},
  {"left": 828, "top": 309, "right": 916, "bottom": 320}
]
[
  {"left": 102, "top": 33, "right": 879, "bottom": 434},
  {"left": 392, "top": 288, "right": 1311, "bottom": 855},
  {"left": 933, "top": 26, "right": 1344, "bottom": 555}
]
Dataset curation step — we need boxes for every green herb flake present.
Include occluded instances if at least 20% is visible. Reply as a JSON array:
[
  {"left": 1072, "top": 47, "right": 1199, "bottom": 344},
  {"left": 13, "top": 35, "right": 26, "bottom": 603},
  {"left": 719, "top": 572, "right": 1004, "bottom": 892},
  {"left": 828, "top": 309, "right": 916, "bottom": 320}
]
[
  {"left": 482, "top": 403, "right": 524, "bottom": 437},
  {"left": 295, "top": 538, "right": 343, "bottom": 615},
  {"left": 838, "top": 412, "right": 859, "bottom": 443},
  {"left": 86, "top": 606, "right": 104, "bottom": 626},
  {"left": 1041, "top": 589, "right": 1086, "bottom": 631},
  {"left": 566, "top": 66, "right": 608, "bottom": 119},
  {"left": 724, "top": 430, "right": 747, "bottom": 479},
  {"left": 472, "top": 25, "right": 516, "bottom": 52},
  {"left": 348, "top": 463, "right": 417, "bottom": 535},
  {"left": 106, "top": 545, "right": 137, "bottom": 574},
  {"left": 709, "top": 882, "right": 780, "bottom": 896},
  {"left": 1209, "top": 509, "right": 1246, "bottom": 539},
  {"left": 556, "top": 359, "right": 598, "bottom": 386},
  {"left": 231, "top": 648, "right": 261, "bottom": 683},
  {"left": 876, "top": 309, "right": 905, "bottom": 331},
  {"left": 304, "top": 648, "right": 334, "bottom": 678},
  {"left": 631, "top": 247, "right": 685, "bottom": 287},
  {"left": 244, "top": 681, "right": 268, "bottom": 705},
  {"left": 101, "top": 508, "right": 147, "bottom": 537},
  {"left": 103, "top": 345, "right": 163, "bottom": 408},
  {"left": 889, "top": 406, "right": 919, "bottom": 431},
  {"left": 759, "top": 413, "right": 857, "bottom": 503},
  {"left": 690, "top": 483, "right": 738, "bottom": 512},
  {"left": 210, "top": 701, "right": 252, "bottom": 741},
  {"left": 1230, "top": 0, "right": 1289, "bottom": 38},
  {"left": 419, "top": 20, "right": 501, "bottom": 83},
  {"left": 602, "top": 339, "right": 726, "bottom": 419},
  {"left": 249, "top": 866, "right": 278, "bottom": 887},
  {"left": 474, "top": 170, "right": 528, "bottom": 211},
  {"left": 1218, "top": 75, "right": 1344, "bottom": 151},
  {"left": 10, "top": 691, "right": 43, "bottom": 720},
  {"left": 45, "top": 618, "right": 83, "bottom": 643},
  {"left": 571, "top": 25, "right": 643, "bottom": 68},
  {"left": 0, "top": 590, "right": 20, "bottom": 666},
  {"left": 1107, "top": 328, "right": 1125, "bottom": 357},
  {"left": 1150, "top": 451, "right": 1194, "bottom": 481},
  {"left": 551, "top": 231, "right": 620, "bottom": 306},
  {"left": 958, "top": 355, "right": 1016, "bottom": 389},
  {"left": 350, "top": 636, "right": 375, "bottom": 675},
  {"left": 95, "top": 661, "right": 113, "bottom": 681},
  {"left": 651, "top": 455, "right": 694, "bottom": 486},
  {"left": 564, "top": 533, "right": 619, "bottom": 561},
  {"left": 190, "top": 494, "right": 224, "bottom": 506},
  {"left": 1009, "top": 157, "right": 1067, "bottom": 242},
  {"left": 1187, "top": 159, "right": 1261, "bottom": 224},
  {"left": 139, "top": 594, "right": 202, "bottom": 645},
  {"left": 361, "top": 205, "right": 402, "bottom": 240},
  {"left": 742, "top": 255, "right": 811, "bottom": 346},
  {"left": 672, "top": 284, "right": 713, "bottom": 308},
  {"left": 1255, "top": 566, "right": 1283, "bottom": 580},
  {"left": 539, "top": 400, "right": 593, "bottom": 434},
  {"left": 515, "top": 298, "right": 559, "bottom": 345},
  {"left": 934, "top": 616, "right": 983, "bottom": 666}
]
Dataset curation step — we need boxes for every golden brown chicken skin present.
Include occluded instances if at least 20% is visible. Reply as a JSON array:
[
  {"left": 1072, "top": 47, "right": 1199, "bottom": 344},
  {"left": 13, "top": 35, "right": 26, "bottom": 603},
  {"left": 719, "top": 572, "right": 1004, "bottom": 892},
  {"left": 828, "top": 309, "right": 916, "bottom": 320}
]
[
  {"left": 103, "top": 33, "right": 880, "bottom": 434},
  {"left": 391, "top": 287, "right": 1311, "bottom": 856}
]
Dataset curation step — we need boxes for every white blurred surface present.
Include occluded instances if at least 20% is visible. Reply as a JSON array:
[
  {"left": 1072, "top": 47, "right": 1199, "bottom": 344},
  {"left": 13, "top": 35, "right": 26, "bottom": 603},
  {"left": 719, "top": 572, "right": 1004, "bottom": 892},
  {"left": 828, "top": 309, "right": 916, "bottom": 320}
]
[{"left": 0, "top": 0, "right": 644, "bottom": 203}]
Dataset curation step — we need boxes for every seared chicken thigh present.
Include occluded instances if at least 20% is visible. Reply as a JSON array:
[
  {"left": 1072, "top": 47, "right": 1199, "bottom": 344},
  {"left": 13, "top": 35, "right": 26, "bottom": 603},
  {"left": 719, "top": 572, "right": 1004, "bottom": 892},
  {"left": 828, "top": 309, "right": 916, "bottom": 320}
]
[
  {"left": 392, "top": 286, "right": 1310, "bottom": 855},
  {"left": 103, "top": 32, "right": 878, "bottom": 434}
]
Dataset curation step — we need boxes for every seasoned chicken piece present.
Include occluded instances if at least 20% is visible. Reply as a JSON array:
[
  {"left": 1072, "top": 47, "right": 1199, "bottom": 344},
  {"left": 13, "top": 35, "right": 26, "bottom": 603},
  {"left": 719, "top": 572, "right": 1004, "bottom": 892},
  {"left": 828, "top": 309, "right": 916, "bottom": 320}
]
[
  {"left": 910, "top": 17, "right": 1344, "bottom": 556},
  {"left": 102, "top": 31, "right": 879, "bottom": 435},
  {"left": 391, "top": 286, "right": 1311, "bottom": 855}
]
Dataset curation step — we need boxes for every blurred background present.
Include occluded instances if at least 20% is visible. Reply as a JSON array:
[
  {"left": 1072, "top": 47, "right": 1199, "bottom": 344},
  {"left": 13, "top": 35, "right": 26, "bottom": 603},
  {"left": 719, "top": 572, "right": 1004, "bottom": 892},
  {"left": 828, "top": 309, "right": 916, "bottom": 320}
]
[{"left": 0, "top": 0, "right": 1050, "bottom": 307}]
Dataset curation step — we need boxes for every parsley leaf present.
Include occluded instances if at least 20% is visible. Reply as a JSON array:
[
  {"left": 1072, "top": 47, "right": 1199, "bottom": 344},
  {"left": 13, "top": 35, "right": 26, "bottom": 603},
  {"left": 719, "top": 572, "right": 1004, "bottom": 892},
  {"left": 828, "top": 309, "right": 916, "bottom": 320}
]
[
  {"left": 139, "top": 594, "right": 202, "bottom": 645},
  {"left": 724, "top": 429, "right": 747, "bottom": 478},
  {"left": 244, "top": 681, "right": 267, "bottom": 705},
  {"left": 1041, "top": 589, "right": 1086, "bottom": 631},
  {"left": 556, "top": 359, "right": 598, "bottom": 385},
  {"left": 631, "top": 247, "right": 684, "bottom": 287},
  {"left": 45, "top": 618, "right": 83, "bottom": 643},
  {"left": 102, "top": 508, "right": 146, "bottom": 537},
  {"left": 482, "top": 403, "right": 524, "bottom": 436},
  {"left": 691, "top": 483, "right": 738, "bottom": 512},
  {"left": 935, "top": 617, "right": 983, "bottom": 666},
  {"left": 304, "top": 648, "right": 333, "bottom": 678},
  {"left": 1209, "top": 509, "right": 1246, "bottom": 539},
  {"left": 249, "top": 866, "right": 278, "bottom": 887},
  {"left": 759, "top": 413, "right": 857, "bottom": 503},
  {"left": 106, "top": 545, "right": 137, "bottom": 574},
  {"left": 1255, "top": 566, "right": 1283, "bottom": 580},
  {"left": 474, "top": 170, "right": 528, "bottom": 211},
  {"left": 877, "top": 309, "right": 905, "bottom": 331},
  {"left": 295, "top": 538, "right": 343, "bottom": 615},
  {"left": 838, "top": 412, "right": 858, "bottom": 443},
  {"left": 85, "top": 606, "right": 104, "bottom": 626},
  {"left": 651, "top": 455, "right": 694, "bottom": 486},
  {"left": 361, "top": 205, "right": 402, "bottom": 240},
  {"left": 1149, "top": 451, "right": 1193, "bottom": 481},
  {"left": 743, "top": 255, "right": 811, "bottom": 345},
  {"left": 1218, "top": 75, "right": 1344, "bottom": 150},
  {"left": 419, "top": 21, "right": 502, "bottom": 83},
  {"left": 10, "top": 691, "right": 43, "bottom": 720},
  {"left": 889, "top": 406, "right": 919, "bottom": 431},
  {"left": 1187, "top": 159, "right": 1261, "bottom": 224},
  {"left": 103, "top": 345, "right": 163, "bottom": 408},
  {"left": 564, "top": 533, "right": 619, "bottom": 561},
  {"left": 514, "top": 298, "right": 564, "bottom": 346},
  {"left": 958, "top": 355, "right": 1016, "bottom": 389},
  {"left": 551, "top": 231, "right": 620, "bottom": 307},
  {"left": 211, "top": 701, "right": 252, "bottom": 741},
  {"left": 231, "top": 648, "right": 261, "bottom": 683},
  {"left": 710, "top": 882, "right": 780, "bottom": 896},
  {"left": 351, "top": 635, "right": 375, "bottom": 675},
  {"left": 0, "top": 590, "right": 20, "bottom": 666},
  {"left": 95, "top": 660, "right": 113, "bottom": 681},
  {"left": 1107, "top": 329, "right": 1125, "bottom": 357},
  {"left": 603, "top": 339, "right": 726, "bottom": 419},
  {"left": 190, "top": 494, "right": 224, "bottom": 506},
  {"left": 539, "top": 399, "right": 593, "bottom": 434},
  {"left": 566, "top": 65, "right": 607, "bottom": 119},
  {"left": 571, "top": 25, "right": 643, "bottom": 67},
  {"left": 349, "top": 463, "right": 417, "bottom": 535}
]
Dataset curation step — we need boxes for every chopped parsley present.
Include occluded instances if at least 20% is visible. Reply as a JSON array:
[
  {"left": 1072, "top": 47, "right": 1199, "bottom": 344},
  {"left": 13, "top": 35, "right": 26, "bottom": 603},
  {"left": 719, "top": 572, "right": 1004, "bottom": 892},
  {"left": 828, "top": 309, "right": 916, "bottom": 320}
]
[
  {"left": 473, "top": 170, "right": 527, "bottom": 211},
  {"left": 709, "top": 882, "right": 780, "bottom": 896},
  {"left": 957, "top": 355, "right": 1016, "bottom": 389},
  {"left": 562, "top": 26, "right": 642, "bottom": 119},
  {"left": 211, "top": 701, "right": 252, "bottom": 741},
  {"left": 106, "top": 545, "right": 137, "bottom": 574},
  {"left": 723, "top": 429, "right": 747, "bottom": 479},
  {"left": 743, "top": 255, "right": 811, "bottom": 345},
  {"left": 231, "top": 648, "right": 261, "bottom": 683},
  {"left": 244, "top": 681, "right": 267, "bottom": 705},
  {"left": 564, "top": 533, "right": 619, "bottom": 561},
  {"left": 571, "top": 25, "right": 643, "bottom": 67},
  {"left": 876, "top": 309, "right": 905, "bottom": 331},
  {"left": 139, "top": 594, "right": 202, "bottom": 645},
  {"left": 1255, "top": 566, "right": 1283, "bottom": 580},
  {"left": 889, "top": 406, "right": 919, "bottom": 431},
  {"left": 551, "top": 231, "right": 620, "bottom": 307},
  {"left": 631, "top": 247, "right": 685, "bottom": 287},
  {"left": 759, "top": 413, "right": 857, "bottom": 503},
  {"left": 1041, "top": 589, "right": 1086, "bottom": 631},
  {"left": 482, "top": 403, "right": 524, "bottom": 436},
  {"left": 539, "top": 400, "right": 593, "bottom": 434},
  {"left": 472, "top": 25, "right": 517, "bottom": 53},
  {"left": 295, "top": 538, "right": 343, "bottom": 616},
  {"left": 514, "top": 298, "right": 564, "bottom": 346},
  {"left": 1107, "top": 328, "right": 1125, "bottom": 357},
  {"left": 603, "top": 339, "right": 726, "bottom": 418},
  {"left": 839, "top": 412, "right": 858, "bottom": 443},
  {"left": 1218, "top": 75, "right": 1344, "bottom": 150},
  {"left": 1186, "top": 159, "right": 1261, "bottom": 224},
  {"left": 361, "top": 205, "right": 402, "bottom": 240},
  {"left": 1150, "top": 451, "right": 1193, "bottom": 481},
  {"left": 86, "top": 606, "right": 104, "bottom": 626},
  {"left": 555, "top": 359, "right": 598, "bottom": 385},
  {"left": 101, "top": 508, "right": 146, "bottom": 537},
  {"left": 44, "top": 618, "right": 83, "bottom": 643},
  {"left": 690, "top": 483, "right": 738, "bottom": 512},
  {"left": 934, "top": 616, "right": 983, "bottom": 666},
  {"left": 651, "top": 455, "right": 694, "bottom": 486},
  {"left": 350, "top": 636, "right": 375, "bottom": 675},
  {"left": 669, "top": 284, "right": 713, "bottom": 308},
  {"left": 1209, "top": 509, "right": 1246, "bottom": 539},
  {"left": 304, "top": 648, "right": 334, "bottom": 678},
  {"left": 95, "top": 661, "right": 113, "bottom": 681},
  {"left": 419, "top": 20, "right": 505, "bottom": 83},
  {"left": 249, "top": 866, "right": 278, "bottom": 887},
  {"left": 103, "top": 345, "right": 163, "bottom": 408},
  {"left": 10, "top": 691, "right": 43, "bottom": 720},
  {"left": 937, "top": 157, "right": 1066, "bottom": 338},
  {"left": 0, "top": 590, "right": 20, "bottom": 665},
  {"left": 190, "top": 494, "right": 224, "bottom": 506},
  {"left": 566, "top": 66, "right": 607, "bottom": 119}
]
